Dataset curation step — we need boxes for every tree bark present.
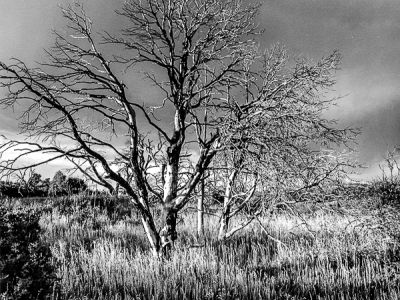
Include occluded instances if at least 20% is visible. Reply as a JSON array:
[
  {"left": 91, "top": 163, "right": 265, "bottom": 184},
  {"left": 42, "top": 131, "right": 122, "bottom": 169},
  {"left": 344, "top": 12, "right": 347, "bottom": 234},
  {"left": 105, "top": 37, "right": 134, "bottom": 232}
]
[
  {"left": 217, "top": 169, "right": 238, "bottom": 241},
  {"left": 159, "top": 206, "right": 178, "bottom": 256},
  {"left": 197, "top": 178, "right": 205, "bottom": 239},
  {"left": 139, "top": 203, "right": 179, "bottom": 257},
  {"left": 197, "top": 109, "right": 208, "bottom": 239},
  {"left": 141, "top": 213, "right": 161, "bottom": 256},
  {"left": 218, "top": 205, "right": 231, "bottom": 241}
]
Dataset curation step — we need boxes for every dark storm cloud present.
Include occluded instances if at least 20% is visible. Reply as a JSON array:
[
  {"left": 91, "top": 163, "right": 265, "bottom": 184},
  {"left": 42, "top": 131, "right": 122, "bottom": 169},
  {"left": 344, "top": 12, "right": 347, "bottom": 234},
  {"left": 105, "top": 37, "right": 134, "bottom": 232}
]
[
  {"left": 258, "top": 0, "right": 400, "bottom": 178},
  {"left": 1, "top": 0, "right": 400, "bottom": 178},
  {"left": 348, "top": 97, "right": 400, "bottom": 159},
  {"left": 260, "top": 1, "right": 400, "bottom": 52}
]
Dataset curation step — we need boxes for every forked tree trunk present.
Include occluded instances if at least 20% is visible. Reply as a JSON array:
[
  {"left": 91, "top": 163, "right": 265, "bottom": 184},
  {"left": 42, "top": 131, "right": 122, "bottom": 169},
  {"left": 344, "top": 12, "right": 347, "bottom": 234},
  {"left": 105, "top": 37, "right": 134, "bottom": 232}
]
[{"left": 140, "top": 124, "right": 214, "bottom": 255}]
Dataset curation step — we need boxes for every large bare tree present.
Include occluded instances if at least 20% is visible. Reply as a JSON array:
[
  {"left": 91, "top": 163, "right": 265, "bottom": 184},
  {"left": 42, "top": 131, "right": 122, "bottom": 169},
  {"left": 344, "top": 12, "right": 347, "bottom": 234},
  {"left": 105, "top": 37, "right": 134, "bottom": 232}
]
[
  {"left": 0, "top": 1, "right": 355, "bottom": 255},
  {"left": 0, "top": 0, "right": 259, "bottom": 256}
]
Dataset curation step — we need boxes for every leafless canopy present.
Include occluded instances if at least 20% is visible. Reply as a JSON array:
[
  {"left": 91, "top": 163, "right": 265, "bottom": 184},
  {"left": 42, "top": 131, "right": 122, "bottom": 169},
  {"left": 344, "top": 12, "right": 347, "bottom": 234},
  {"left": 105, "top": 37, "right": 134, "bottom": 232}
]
[
  {"left": 0, "top": 0, "right": 356, "bottom": 253},
  {"left": 0, "top": 0, "right": 262, "bottom": 254},
  {"left": 207, "top": 46, "right": 357, "bottom": 240}
]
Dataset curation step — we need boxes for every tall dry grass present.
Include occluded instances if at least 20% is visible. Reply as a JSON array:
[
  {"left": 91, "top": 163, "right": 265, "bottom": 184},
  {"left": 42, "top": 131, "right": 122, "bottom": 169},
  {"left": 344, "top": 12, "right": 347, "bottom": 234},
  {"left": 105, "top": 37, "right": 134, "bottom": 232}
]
[{"left": 3, "top": 196, "right": 400, "bottom": 299}]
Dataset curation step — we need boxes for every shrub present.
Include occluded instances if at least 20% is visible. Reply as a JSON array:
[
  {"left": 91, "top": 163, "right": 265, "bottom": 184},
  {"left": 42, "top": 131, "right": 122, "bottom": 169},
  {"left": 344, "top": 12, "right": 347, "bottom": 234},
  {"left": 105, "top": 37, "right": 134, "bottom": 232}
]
[
  {"left": 0, "top": 207, "right": 57, "bottom": 299},
  {"left": 370, "top": 179, "right": 400, "bottom": 206},
  {"left": 369, "top": 149, "right": 400, "bottom": 206}
]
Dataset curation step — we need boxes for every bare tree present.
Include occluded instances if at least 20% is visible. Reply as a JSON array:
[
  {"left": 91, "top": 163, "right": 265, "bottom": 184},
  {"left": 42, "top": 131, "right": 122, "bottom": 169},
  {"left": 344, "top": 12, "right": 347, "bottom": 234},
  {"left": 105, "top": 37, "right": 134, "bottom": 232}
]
[
  {"left": 0, "top": 0, "right": 259, "bottom": 256},
  {"left": 0, "top": 1, "right": 356, "bottom": 254},
  {"left": 210, "top": 46, "right": 357, "bottom": 241}
]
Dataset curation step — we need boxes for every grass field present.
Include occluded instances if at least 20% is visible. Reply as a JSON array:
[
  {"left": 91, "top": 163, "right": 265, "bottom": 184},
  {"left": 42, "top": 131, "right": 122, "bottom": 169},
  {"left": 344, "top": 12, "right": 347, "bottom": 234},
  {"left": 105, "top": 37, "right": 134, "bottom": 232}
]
[{"left": 2, "top": 196, "right": 400, "bottom": 299}]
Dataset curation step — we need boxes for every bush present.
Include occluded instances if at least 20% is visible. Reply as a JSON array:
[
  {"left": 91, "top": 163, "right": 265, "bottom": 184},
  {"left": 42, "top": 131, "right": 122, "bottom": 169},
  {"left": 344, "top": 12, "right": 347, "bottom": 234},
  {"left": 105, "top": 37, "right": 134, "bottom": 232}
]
[
  {"left": 370, "top": 179, "right": 400, "bottom": 206},
  {"left": 0, "top": 207, "right": 57, "bottom": 299},
  {"left": 0, "top": 180, "right": 48, "bottom": 198},
  {"left": 369, "top": 149, "right": 400, "bottom": 206}
]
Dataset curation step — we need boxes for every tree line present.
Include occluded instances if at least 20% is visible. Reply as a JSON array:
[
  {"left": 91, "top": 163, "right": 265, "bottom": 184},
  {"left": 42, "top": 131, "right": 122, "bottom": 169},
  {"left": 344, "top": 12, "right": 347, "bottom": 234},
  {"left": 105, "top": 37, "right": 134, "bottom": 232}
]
[{"left": 0, "top": 170, "right": 87, "bottom": 198}]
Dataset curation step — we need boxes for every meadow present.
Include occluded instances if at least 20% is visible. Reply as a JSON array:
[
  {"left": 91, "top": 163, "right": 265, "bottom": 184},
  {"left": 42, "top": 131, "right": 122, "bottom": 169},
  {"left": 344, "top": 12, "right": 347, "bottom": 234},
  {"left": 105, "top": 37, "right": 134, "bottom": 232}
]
[{"left": 1, "top": 194, "right": 399, "bottom": 300}]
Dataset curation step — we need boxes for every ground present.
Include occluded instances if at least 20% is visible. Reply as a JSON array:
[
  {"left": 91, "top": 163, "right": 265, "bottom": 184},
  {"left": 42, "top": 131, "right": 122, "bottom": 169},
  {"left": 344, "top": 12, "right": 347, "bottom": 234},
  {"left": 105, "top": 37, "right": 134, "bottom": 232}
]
[{"left": 1, "top": 195, "right": 399, "bottom": 299}]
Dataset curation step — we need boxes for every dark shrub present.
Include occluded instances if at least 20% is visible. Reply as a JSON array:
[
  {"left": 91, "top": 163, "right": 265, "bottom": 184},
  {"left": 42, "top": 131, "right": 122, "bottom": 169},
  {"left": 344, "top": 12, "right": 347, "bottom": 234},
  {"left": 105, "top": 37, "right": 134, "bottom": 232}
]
[
  {"left": 370, "top": 179, "right": 400, "bottom": 206},
  {"left": 0, "top": 207, "right": 57, "bottom": 299}
]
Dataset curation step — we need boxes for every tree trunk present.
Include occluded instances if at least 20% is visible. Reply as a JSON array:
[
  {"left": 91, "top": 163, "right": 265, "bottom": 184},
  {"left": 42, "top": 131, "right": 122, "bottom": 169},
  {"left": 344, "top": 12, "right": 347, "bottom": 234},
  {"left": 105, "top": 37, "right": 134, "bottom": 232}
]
[
  {"left": 217, "top": 169, "right": 237, "bottom": 241},
  {"left": 197, "top": 178, "right": 205, "bottom": 239},
  {"left": 141, "top": 214, "right": 161, "bottom": 256},
  {"left": 218, "top": 204, "right": 231, "bottom": 241},
  {"left": 198, "top": 108, "right": 207, "bottom": 239},
  {"left": 160, "top": 137, "right": 181, "bottom": 256},
  {"left": 140, "top": 206, "right": 180, "bottom": 257},
  {"left": 159, "top": 206, "right": 178, "bottom": 257}
]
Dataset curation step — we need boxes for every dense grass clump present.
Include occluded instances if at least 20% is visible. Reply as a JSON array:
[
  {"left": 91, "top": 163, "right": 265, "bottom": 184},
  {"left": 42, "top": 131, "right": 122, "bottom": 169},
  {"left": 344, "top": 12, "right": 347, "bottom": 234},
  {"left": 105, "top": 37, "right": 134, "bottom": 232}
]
[{"left": 1, "top": 195, "right": 399, "bottom": 299}]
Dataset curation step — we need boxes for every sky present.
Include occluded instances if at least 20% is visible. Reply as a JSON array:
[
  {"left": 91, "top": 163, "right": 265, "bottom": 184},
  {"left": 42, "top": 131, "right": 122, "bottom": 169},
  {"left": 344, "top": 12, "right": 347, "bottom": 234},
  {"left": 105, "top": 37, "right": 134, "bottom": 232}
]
[{"left": 0, "top": 0, "right": 400, "bottom": 180}]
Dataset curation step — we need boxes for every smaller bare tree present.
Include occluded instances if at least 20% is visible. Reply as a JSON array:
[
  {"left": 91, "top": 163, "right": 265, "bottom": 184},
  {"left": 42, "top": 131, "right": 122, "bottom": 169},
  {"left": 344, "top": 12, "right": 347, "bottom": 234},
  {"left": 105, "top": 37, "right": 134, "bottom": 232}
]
[{"left": 211, "top": 46, "right": 357, "bottom": 241}]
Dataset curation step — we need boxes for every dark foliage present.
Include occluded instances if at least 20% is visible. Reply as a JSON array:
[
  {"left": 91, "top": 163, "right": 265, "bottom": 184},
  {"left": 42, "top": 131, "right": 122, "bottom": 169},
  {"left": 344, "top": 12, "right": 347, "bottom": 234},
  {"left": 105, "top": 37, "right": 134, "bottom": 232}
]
[
  {"left": 0, "top": 181, "right": 48, "bottom": 198},
  {"left": 49, "top": 171, "right": 87, "bottom": 197},
  {"left": 370, "top": 179, "right": 400, "bottom": 206},
  {"left": 0, "top": 172, "right": 87, "bottom": 199},
  {"left": 0, "top": 207, "right": 57, "bottom": 299}
]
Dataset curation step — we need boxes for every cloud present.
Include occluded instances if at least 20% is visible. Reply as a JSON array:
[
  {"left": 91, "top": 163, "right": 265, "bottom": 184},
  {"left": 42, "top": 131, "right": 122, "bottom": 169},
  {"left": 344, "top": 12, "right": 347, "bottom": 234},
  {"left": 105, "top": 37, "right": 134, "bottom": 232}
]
[
  {"left": 257, "top": 0, "right": 400, "bottom": 179},
  {"left": 1, "top": 0, "right": 400, "bottom": 180},
  {"left": 259, "top": 0, "right": 400, "bottom": 77}
]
